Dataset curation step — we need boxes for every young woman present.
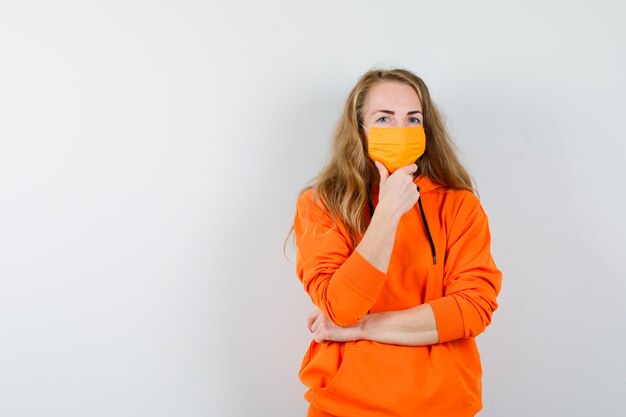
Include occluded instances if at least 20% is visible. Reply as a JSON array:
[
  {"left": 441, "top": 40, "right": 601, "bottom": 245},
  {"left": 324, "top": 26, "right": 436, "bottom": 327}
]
[{"left": 286, "top": 68, "right": 502, "bottom": 417}]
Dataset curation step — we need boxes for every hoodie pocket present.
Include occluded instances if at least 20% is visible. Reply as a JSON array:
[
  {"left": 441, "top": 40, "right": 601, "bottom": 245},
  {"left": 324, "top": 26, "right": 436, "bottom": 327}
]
[
  {"left": 320, "top": 343, "right": 445, "bottom": 415},
  {"left": 323, "top": 345, "right": 358, "bottom": 393},
  {"left": 299, "top": 341, "right": 346, "bottom": 389}
]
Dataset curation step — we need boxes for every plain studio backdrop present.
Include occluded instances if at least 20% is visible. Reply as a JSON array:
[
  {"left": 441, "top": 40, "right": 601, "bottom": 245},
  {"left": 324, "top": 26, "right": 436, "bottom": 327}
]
[{"left": 1, "top": 1, "right": 625, "bottom": 416}]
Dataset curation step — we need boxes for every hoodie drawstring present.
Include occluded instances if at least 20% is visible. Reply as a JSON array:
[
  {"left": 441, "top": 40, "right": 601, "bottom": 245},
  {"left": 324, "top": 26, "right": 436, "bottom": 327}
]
[
  {"left": 368, "top": 184, "right": 437, "bottom": 265},
  {"left": 416, "top": 185, "right": 437, "bottom": 265}
]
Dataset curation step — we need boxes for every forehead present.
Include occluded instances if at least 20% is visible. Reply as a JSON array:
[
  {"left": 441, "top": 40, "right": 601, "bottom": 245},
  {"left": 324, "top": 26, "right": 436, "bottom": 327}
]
[{"left": 364, "top": 81, "right": 422, "bottom": 113}]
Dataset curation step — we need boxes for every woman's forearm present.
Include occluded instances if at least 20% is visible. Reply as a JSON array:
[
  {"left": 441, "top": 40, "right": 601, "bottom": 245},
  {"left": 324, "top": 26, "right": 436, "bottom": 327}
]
[
  {"left": 355, "top": 203, "right": 401, "bottom": 274},
  {"left": 357, "top": 303, "right": 439, "bottom": 346}
]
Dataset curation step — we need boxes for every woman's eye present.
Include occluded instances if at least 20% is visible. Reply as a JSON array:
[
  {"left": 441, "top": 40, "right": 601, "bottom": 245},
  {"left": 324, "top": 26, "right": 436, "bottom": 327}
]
[
  {"left": 409, "top": 117, "right": 421, "bottom": 124},
  {"left": 376, "top": 116, "right": 389, "bottom": 123}
]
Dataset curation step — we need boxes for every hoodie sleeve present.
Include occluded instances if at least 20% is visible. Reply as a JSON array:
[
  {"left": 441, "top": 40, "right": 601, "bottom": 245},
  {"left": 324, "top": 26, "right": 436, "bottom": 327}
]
[
  {"left": 293, "top": 189, "right": 388, "bottom": 327},
  {"left": 427, "top": 192, "right": 503, "bottom": 343}
]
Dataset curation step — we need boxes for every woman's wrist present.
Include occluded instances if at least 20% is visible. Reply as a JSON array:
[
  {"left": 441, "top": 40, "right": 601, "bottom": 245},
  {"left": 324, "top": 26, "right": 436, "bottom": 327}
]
[
  {"left": 357, "top": 312, "right": 381, "bottom": 340},
  {"left": 373, "top": 201, "right": 402, "bottom": 226}
]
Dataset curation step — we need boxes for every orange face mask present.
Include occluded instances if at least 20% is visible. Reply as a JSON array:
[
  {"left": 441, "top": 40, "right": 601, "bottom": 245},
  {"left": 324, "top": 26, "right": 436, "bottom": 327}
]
[{"left": 365, "top": 125, "right": 426, "bottom": 173}]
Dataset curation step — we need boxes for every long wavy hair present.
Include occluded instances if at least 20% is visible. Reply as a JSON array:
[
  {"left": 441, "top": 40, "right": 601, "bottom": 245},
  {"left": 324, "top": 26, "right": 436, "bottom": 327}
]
[{"left": 283, "top": 68, "right": 475, "bottom": 255}]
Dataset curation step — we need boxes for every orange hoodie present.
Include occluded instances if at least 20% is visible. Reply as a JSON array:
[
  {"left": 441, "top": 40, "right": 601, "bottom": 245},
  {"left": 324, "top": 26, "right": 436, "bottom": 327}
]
[{"left": 293, "top": 175, "right": 502, "bottom": 417}]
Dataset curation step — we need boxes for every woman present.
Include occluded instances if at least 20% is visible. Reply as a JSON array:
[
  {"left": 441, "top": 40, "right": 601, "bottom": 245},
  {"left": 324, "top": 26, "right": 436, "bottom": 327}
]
[{"left": 286, "top": 68, "right": 502, "bottom": 417}]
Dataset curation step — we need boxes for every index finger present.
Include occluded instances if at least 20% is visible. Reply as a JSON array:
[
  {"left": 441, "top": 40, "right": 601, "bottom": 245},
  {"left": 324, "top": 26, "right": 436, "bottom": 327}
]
[{"left": 394, "top": 163, "right": 418, "bottom": 175}]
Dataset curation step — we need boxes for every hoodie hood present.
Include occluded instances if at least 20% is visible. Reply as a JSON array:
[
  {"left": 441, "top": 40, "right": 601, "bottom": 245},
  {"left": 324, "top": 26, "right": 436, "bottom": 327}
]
[
  {"left": 369, "top": 174, "right": 446, "bottom": 200},
  {"left": 413, "top": 174, "right": 447, "bottom": 193}
]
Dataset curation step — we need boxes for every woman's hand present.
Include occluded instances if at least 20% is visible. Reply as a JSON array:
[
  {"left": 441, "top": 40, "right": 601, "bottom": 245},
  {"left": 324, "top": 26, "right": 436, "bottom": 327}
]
[
  {"left": 306, "top": 308, "right": 362, "bottom": 343},
  {"left": 374, "top": 161, "right": 420, "bottom": 220}
]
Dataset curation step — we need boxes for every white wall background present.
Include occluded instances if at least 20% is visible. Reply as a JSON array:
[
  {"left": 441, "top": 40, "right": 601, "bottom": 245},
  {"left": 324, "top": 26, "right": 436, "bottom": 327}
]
[{"left": 1, "top": 1, "right": 624, "bottom": 416}]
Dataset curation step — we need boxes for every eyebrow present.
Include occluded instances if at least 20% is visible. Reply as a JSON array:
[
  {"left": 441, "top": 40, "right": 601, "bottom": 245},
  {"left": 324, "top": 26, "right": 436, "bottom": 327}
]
[{"left": 372, "top": 110, "right": 422, "bottom": 116}]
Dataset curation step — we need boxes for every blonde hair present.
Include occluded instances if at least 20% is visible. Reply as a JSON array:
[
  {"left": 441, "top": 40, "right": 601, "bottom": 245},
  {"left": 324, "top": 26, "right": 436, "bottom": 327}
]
[{"left": 283, "top": 68, "right": 475, "bottom": 255}]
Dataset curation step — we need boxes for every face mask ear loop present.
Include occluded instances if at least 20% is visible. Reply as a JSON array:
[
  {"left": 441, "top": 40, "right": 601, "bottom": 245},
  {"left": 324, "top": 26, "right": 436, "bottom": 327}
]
[{"left": 416, "top": 185, "right": 437, "bottom": 265}]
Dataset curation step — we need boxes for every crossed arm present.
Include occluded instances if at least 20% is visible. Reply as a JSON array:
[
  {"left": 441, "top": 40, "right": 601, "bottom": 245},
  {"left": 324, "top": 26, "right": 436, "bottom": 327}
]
[{"left": 307, "top": 302, "right": 439, "bottom": 346}]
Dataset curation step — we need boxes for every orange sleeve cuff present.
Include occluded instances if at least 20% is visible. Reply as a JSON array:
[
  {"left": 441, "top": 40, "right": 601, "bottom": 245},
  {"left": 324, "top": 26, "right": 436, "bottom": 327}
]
[
  {"left": 327, "top": 249, "right": 387, "bottom": 326},
  {"left": 338, "top": 249, "right": 387, "bottom": 299},
  {"left": 428, "top": 295, "right": 466, "bottom": 343}
]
